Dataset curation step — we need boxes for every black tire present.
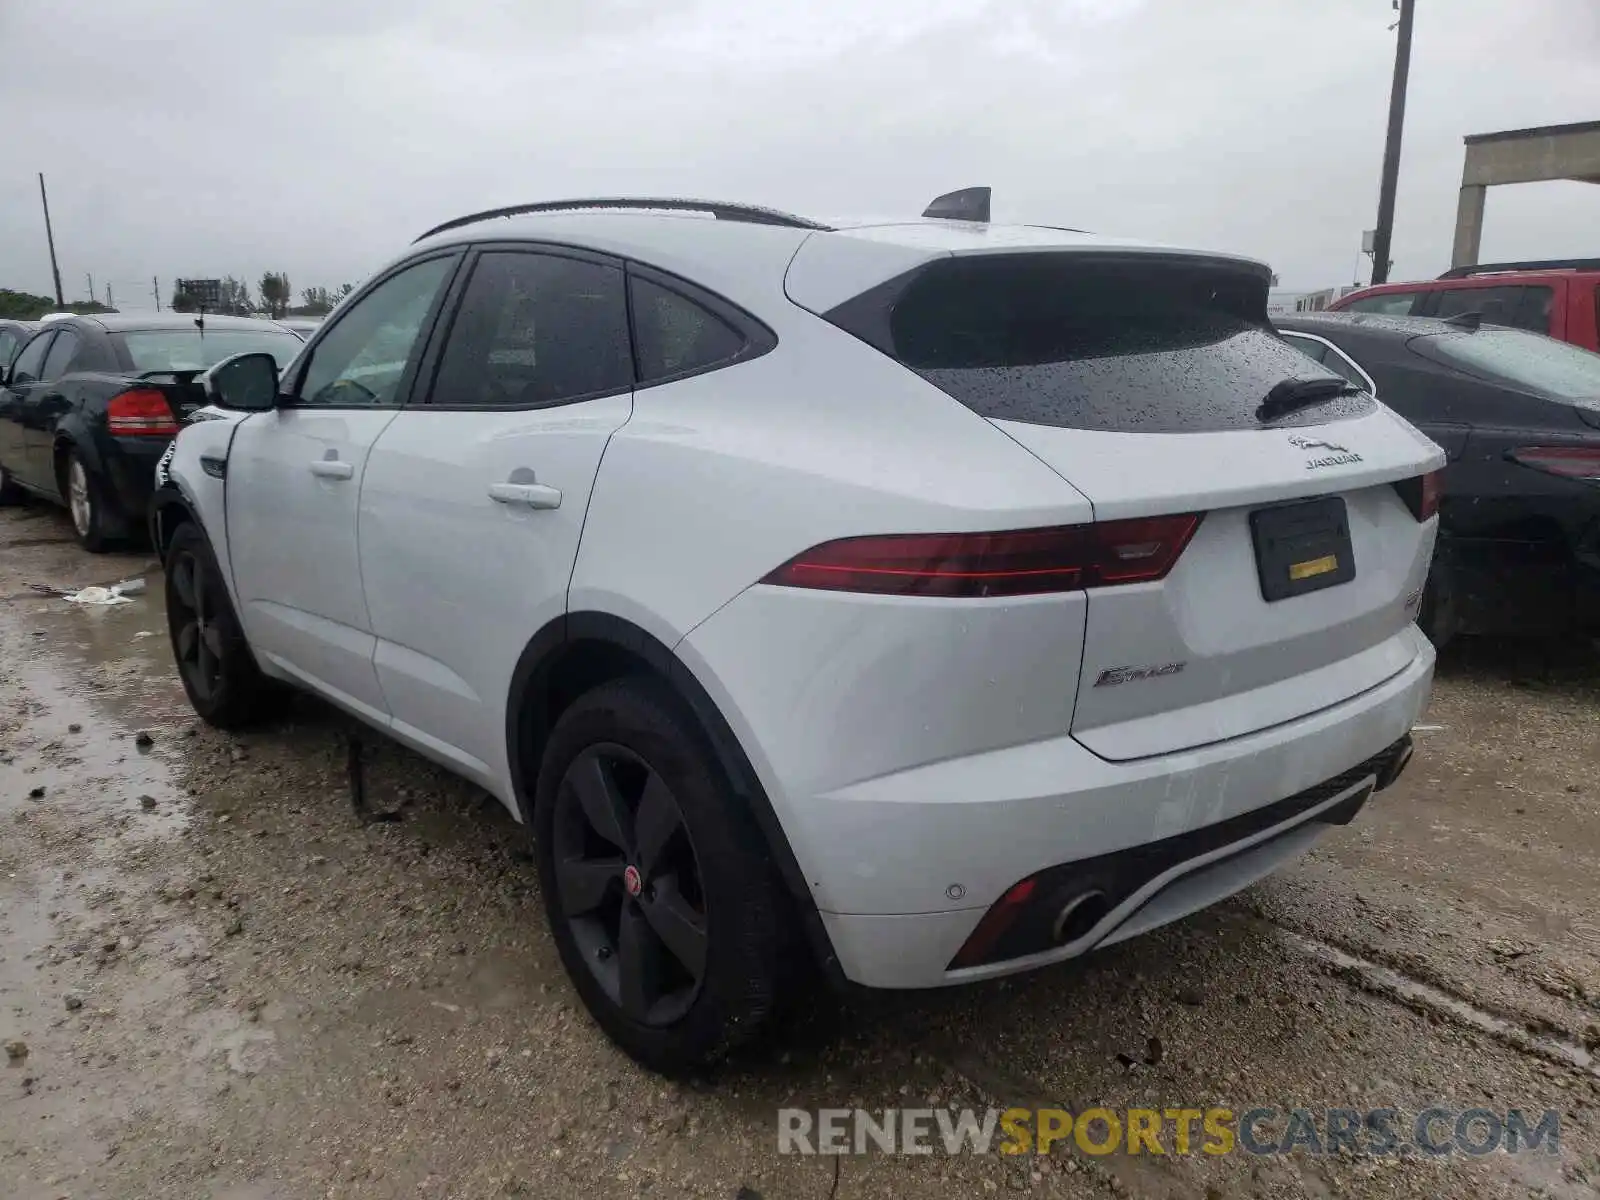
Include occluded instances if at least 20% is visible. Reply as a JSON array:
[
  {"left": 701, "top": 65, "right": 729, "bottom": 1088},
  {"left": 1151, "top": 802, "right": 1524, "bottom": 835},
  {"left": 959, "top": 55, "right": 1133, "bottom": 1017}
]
[
  {"left": 0, "top": 461, "right": 25, "bottom": 505},
  {"left": 1417, "top": 570, "right": 1457, "bottom": 652},
  {"left": 62, "top": 448, "right": 117, "bottom": 553},
  {"left": 164, "top": 521, "right": 287, "bottom": 728},
  {"left": 533, "top": 677, "right": 797, "bottom": 1076}
]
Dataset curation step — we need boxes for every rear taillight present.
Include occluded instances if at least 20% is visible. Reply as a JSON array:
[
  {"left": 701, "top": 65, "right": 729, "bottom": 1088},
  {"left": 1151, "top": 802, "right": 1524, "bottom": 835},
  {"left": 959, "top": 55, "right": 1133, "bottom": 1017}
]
[
  {"left": 761, "top": 514, "right": 1202, "bottom": 598},
  {"left": 1508, "top": 446, "right": 1600, "bottom": 482},
  {"left": 1393, "top": 469, "right": 1442, "bottom": 522},
  {"left": 107, "top": 389, "right": 179, "bottom": 436}
]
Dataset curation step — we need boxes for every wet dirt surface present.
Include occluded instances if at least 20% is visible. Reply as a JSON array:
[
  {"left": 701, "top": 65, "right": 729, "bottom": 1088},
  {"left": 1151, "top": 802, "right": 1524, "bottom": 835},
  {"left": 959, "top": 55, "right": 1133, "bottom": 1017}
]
[{"left": 2, "top": 500, "right": 1599, "bottom": 1199}]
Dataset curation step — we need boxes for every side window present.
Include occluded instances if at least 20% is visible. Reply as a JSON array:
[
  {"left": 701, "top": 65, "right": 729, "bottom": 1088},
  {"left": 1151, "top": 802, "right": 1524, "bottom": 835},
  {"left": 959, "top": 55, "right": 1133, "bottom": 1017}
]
[
  {"left": 8, "top": 333, "right": 54, "bottom": 386},
  {"left": 631, "top": 277, "right": 746, "bottom": 384},
  {"left": 428, "top": 251, "right": 630, "bottom": 408},
  {"left": 295, "top": 256, "right": 454, "bottom": 407},
  {"left": 1513, "top": 287, "right": 1554, "bottom": 333},
  {"left": 1433, "top": 286, "right": 1529, "bottom": 329},
  {"left": 1343, "top": 292, "right": 1420, "bottom": 316},
  {"left": 40, "top": 330, "right": 81, "bottom": 381},
  {"left": 1320, "top": 347, "right": 1370, "bottom": 391},
  {"left": 0, "top": 331, "right": 20, "bottom": 367},
  {"left": 1279, "top": 333, "right": 1328, "bottom": 363}
]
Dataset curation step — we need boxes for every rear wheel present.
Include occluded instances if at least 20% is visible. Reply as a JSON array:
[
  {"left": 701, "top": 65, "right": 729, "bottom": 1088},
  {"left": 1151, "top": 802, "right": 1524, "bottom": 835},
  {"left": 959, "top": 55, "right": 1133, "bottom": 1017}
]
[
  {"left": 164, "top": 521, "right": 286, "bottom": 728},
  {"left": 63, "top": 450, "right": 115, "bottom": 552},
  {"left": 533, "top": 678, "right": 796, "bottom": 1076}
]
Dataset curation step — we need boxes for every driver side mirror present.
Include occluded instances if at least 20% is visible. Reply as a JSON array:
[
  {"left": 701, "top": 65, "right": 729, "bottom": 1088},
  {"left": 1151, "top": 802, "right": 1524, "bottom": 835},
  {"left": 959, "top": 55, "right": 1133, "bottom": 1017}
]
[{"left": 204, "top": 351, "right": 281, "bottom": 412}]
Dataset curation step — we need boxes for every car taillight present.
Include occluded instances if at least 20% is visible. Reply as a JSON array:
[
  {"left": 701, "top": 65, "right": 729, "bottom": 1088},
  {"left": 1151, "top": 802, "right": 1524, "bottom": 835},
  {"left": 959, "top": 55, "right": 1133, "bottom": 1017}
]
[
  {"left": 1392, "top": 469, "right": 1442, "bottom": 522},
  {"left": 761, "top": 514, "right": 1202, "bottom": 598},
  {"left": 107, "top": 389, "right": 179, "bottom": 436},
  {"left": 1508, "top": 446, "right": 1600, "bottom": 482}
]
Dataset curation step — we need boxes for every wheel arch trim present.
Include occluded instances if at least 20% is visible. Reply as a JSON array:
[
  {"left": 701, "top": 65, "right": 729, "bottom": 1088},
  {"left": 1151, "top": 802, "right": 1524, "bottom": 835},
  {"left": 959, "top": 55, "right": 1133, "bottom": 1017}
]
[{"left": 505, "top": 610, "right": 843, "bottom": 983}]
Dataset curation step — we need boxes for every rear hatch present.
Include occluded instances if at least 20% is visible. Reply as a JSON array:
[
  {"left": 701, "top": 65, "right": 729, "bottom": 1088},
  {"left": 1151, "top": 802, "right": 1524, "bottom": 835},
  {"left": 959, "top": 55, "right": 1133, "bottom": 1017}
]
[{"left": 798, "top": 240, "right": 1444, "bottom": 760}]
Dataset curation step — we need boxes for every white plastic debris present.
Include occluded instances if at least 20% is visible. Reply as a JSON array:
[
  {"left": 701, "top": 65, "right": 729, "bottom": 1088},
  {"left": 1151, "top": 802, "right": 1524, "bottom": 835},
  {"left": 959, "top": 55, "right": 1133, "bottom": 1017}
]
[{"left": 61, "top": 585, "right": 133, "bottom": 606}]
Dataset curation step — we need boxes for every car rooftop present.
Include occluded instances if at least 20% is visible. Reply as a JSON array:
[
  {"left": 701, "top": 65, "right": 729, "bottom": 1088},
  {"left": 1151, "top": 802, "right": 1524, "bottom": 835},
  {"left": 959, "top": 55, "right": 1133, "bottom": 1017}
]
[
  {"left": 1275, "top": 311, "right": 1515, "bottom": 338},
  {"left": 62, "top": 312, "right": 294, "bottom": 333},
  {"left": 407, "top": 194, "right": 1272, "bottom": 298}
]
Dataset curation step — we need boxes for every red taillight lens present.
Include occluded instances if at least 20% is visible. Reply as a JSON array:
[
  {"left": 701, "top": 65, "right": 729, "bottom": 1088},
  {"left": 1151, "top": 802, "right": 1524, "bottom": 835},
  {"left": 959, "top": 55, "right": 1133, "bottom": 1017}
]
[
  {"left": 949, "top": 878, "right": 1037, "bottom": 970},
  {"left": 1393, "top": 469, "right": 1442, "bottom": 522},
  {"left": 1508, "top": 446, "right": 1600, "bottom": 482},
  {"left": 107, "top": 389, "right": 179, "bottom": 436},
  {"left": 761, "top": 514, "right": 1202, "bottom": 598}
]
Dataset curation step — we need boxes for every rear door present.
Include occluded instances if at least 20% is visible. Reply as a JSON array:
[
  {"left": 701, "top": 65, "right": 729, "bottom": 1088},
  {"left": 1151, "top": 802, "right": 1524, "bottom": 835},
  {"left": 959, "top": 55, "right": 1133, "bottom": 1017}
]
[
  {"left": 225, "top": 252, "right": 460, "bottom": 721},
  {"left": 818, "top": 251, "right": 1444, "bottom": 761},
  {"left": 22, "top": 327, "right": 83, "bottom": 487},
  {"left": 359, "top": 246, "right": 635, "bottom": 791}
]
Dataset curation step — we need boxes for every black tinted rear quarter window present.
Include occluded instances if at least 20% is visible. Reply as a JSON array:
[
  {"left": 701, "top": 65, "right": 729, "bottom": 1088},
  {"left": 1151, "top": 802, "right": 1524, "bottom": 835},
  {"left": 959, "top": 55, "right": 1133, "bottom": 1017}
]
[
  {"left": 849, "top": 255, "right": 1374, "bottom": 433},
  {"left": 630, "top": 277, "right": 745, "bottom": 384},
  {"left": 430, "top": 251, "right": 631, "bottom": 408}
]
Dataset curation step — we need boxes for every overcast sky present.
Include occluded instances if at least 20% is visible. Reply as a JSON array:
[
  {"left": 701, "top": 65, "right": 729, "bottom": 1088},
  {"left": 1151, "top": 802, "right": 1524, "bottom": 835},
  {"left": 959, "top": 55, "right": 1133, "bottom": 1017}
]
[{"left": 1, "top": 0, "right": 1595, "bottom": 309}]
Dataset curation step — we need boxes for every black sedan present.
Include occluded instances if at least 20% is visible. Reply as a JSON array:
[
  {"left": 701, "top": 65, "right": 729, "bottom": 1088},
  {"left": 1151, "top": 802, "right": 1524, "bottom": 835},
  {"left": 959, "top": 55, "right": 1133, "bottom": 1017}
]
[
  {"left": 0, "top": 313, "right": 302, "bottom": 551},
  {"left": 1276, "top": 312, "right": 1600, "bottom": 645}
]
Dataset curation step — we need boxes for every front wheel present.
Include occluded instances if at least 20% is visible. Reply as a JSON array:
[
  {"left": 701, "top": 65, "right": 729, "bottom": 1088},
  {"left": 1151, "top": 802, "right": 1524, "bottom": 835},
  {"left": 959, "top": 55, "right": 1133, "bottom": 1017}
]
[
  {"left": 164, "top": 521, "right": 287, "bottom": 728},
  {"left": 533, "top": 678, "right": 798, "bottom": 1076}
]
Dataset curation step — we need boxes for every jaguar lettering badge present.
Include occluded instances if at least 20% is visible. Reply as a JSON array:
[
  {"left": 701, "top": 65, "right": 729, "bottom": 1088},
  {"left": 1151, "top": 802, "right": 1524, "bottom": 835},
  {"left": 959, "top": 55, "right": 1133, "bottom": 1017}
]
[
  {"left": 1094, "top": 662, "right": 1187, "bottom": 688},
  {"left": 1289, "top": 434, "right": 1362, "bottom": 470}
]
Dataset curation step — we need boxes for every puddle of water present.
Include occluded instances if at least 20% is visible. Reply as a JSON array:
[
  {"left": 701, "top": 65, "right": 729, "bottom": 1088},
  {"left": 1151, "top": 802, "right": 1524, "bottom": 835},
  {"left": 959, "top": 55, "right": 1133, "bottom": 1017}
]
[{"left": 1282, "top": 931, "right": 1600, "bottom": 1079}]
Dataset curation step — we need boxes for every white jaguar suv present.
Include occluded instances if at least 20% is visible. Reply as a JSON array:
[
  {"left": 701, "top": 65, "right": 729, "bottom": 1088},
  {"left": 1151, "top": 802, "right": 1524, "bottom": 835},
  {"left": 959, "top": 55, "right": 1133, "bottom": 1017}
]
[{"left": 153, "top": 190, "right": 1442, "bottom": 1074}]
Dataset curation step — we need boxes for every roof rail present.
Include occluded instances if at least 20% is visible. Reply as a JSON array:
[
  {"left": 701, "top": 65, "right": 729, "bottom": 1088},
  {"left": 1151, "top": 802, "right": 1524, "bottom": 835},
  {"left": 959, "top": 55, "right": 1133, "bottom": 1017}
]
[
  {"left": 1438, "top": 257, "right": 1600, "bottom": 279},
  {"left": 413, "top": 197, "right": 832, "bottom": 243}
]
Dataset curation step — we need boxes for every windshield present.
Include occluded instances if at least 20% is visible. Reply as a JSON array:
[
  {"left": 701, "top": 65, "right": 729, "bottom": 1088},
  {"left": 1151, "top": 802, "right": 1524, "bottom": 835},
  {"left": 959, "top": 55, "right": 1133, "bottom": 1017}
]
[
  {"left": 1420, "top": 328, "right": 1600, "bottom": 408},
  {"left": 118, "top": 329, "right": 304, "bottom": 374}
]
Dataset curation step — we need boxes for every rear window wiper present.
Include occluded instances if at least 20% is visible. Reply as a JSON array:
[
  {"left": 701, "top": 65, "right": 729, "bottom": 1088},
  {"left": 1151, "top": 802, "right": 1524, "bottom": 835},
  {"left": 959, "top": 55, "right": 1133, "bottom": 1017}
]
[{"left": 1256, "top": 376, "right": 1360, "bottom": 423}]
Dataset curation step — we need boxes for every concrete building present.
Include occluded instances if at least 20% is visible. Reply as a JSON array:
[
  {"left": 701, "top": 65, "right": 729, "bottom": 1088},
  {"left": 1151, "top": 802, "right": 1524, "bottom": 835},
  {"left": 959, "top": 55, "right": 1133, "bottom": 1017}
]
[{"left": 1452, "top": 119, "right": 1600, "bottom": 268}]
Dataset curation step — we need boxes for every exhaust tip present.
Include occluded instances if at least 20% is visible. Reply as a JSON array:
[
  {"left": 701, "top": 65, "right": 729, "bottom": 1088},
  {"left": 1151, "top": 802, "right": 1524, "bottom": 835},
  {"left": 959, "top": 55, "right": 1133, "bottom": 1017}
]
[{"left": 1051, "top": 890, "right": 1110, "bottom": 946}]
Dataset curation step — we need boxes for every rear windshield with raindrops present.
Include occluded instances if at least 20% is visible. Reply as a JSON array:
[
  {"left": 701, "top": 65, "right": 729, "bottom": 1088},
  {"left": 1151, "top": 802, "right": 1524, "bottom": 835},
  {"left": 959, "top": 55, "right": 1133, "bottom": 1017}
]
[{"left": 829, "top": 255, "right": 1375, "bottom": 433}]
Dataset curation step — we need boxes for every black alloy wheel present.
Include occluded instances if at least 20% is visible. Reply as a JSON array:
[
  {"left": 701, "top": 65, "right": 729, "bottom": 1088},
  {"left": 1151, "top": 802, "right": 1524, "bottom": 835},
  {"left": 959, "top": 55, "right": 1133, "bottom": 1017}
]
[
  {"left": 168, "top": 547, "right": 225, "bottom": 705},
  {"left": 551, "top": 743, "right": 709, "bottom": 1027}
]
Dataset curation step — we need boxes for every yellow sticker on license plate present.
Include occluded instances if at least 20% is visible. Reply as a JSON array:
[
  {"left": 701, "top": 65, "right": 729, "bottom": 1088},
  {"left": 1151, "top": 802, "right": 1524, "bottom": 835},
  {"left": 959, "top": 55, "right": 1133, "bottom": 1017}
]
[{"left": 1289, "top": 554, "right": 1340, "bottom": 581}]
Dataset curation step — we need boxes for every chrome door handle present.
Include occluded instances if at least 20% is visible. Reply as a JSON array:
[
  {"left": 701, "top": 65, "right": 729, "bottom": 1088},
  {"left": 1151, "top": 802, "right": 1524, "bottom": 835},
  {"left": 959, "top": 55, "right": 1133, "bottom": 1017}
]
[
  {"left": 488, "top": 481, "right": 562, "bottom": 509},
  {"left": 309, "top": 459, "right": 353, "bottom": 480}
]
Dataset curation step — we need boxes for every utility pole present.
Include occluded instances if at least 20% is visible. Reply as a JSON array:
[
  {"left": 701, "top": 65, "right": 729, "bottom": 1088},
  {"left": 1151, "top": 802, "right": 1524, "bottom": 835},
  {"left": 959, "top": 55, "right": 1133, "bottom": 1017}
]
[
  {"left": 106, "top": 283, "right": 114, "bottom": 309},
  {"left": 86, "top": 273, "right": 95, "bottom": 306},
  {"left": 1369, "top": 0, "right": 1415, "bottom": 285},
  {"left": 153, "top": 276, "right": 161, "bottom": 312},
  {"left": 38, "top": 173, "right": 64, "bottom": 306}
]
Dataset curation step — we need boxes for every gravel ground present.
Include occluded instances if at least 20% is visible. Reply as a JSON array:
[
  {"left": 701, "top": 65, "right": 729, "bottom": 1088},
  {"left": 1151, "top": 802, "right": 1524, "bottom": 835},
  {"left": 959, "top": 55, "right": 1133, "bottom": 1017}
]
[{"left": 2, "top": 500, "right": 1599, "bottom": 1200}]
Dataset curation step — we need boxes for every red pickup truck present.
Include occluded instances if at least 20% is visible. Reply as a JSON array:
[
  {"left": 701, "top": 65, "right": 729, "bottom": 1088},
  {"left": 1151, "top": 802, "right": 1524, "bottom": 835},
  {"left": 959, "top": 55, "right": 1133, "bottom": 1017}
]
[{"left": 1328, "top": 258, "right": 1600, "bottom": 352}]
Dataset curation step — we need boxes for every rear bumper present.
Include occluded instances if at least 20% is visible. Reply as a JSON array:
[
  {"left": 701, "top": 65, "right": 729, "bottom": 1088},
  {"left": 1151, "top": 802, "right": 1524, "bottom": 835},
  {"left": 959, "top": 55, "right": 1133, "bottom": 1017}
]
[
  {"left": 807, "top": 632, "right": 1433, "bottom": 988},
  {"left": 102, "top": 436, "right": 171, "bottom": 523}
]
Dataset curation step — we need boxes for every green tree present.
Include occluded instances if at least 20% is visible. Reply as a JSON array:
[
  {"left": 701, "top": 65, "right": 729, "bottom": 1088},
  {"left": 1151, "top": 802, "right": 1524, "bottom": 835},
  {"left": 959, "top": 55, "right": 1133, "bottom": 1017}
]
[
  {"left": 258, "top": 272, "right": 291, "bottom": 319},
  {"left": 219, "top": 276, "right": 254, "bottom": 315},
  {"left": 0, "top": 289, "right": 58, "bottom": 320},
  {"left": 170, "top": 285, "right": 198, "bottom": 313}
]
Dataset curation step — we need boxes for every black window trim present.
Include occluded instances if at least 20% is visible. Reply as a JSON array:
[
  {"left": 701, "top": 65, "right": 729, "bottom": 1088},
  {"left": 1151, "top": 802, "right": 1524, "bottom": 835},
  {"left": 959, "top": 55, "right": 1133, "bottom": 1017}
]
[
  {"left": 1278, "top": 331, "right": 1378, "bottom": 397},
  {"left": 625, "top": 260, "right": 777, "bottom": 391},
  {"left": 280, "top": 247, "right": 466, "bottom": 411},
  {"left": 414, "top": 240, "right": 634, "bottom": 413}
]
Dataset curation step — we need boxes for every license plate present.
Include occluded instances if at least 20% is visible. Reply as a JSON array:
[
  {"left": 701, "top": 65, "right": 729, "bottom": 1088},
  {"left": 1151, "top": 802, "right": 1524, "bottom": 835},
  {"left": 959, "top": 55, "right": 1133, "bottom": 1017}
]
[{"left": 1249, "top": 497, "right": 1355, "bottom": 602}]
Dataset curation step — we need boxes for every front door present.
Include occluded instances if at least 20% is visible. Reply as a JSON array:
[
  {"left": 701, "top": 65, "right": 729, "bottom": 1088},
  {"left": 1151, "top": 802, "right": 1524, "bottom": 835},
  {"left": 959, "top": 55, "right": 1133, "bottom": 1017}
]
[
  {"left": 23, "top": 328, "right": 83, "bottom": 488},
  {"left": 359, "top": 247, "right": 635, "bottom": 793},
  {"left": 0, "top": 331, "right": 56, "bottom": 490},
  {"left": 224, "top": 252, "right": 460, "bottom": 722}
]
